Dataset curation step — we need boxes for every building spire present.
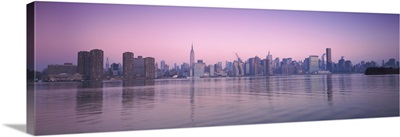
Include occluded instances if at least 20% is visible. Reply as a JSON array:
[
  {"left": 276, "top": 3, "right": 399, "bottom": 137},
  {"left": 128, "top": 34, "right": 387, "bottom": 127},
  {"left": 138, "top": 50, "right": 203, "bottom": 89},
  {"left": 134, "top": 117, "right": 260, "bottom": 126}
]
[{"left": 105, "top": 57, "right": 110, "bottom": 70}]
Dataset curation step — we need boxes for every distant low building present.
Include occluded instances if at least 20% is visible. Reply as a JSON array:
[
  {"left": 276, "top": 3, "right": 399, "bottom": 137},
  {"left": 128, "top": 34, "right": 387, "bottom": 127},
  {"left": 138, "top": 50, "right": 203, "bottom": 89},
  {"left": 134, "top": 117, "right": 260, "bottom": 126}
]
[
  {"left": 110, "top": 63, "right": 121, "bottom": 76},
  {"left": 193, "top": 61, "right": 206, "bottom": 77},
  {"left": 47, "top": 63, "right": 82, "bottom": 81}
]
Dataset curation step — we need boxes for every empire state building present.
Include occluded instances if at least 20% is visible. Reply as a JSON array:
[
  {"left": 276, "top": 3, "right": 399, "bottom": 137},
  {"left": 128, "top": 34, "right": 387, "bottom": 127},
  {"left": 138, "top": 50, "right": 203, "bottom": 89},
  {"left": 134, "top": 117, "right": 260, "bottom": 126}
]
[{"left": 190, "top": 43, "right": 195, "bottom": 76}]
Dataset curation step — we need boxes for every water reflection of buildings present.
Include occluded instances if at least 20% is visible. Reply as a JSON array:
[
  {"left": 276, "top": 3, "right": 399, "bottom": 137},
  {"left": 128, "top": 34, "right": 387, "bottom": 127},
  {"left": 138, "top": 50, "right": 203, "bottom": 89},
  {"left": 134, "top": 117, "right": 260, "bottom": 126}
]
[
  {"left": 338, "top": 74, "right": 352, "bottom": 92},
  {"left": 120, "top": 80, "right": 155, "bottom": 122},
  {"left": 302, "top": 75, "right": 334, "bottom": 107},
  {"left": 305, "top": 75, "right": 326, "bottom": 93},
  {"left": 189, "top": 79, "right": 195, "bottom": 125},
  {"left": 75, "top": 81, "right": 104, "bottom": 124},
  {"left": 326, "top": 75, "right": 333, "bottom": 105}
]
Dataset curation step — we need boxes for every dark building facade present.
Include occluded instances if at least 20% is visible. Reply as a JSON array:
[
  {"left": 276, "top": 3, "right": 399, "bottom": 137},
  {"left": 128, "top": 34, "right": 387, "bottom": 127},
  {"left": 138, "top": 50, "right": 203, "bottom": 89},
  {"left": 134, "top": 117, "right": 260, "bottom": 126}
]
[
  {"left": 326, "top": 48, "right": 332, "bottom": 72},
  {"left": 265, "top": 59, "right": 272, "bottom": 75},
  {"left": 345, "top": 60, "right": 352, "bottom": 73},
  {"left": 338, "top": 57, "right": 345, "bottom": 72},
  {"left": 123, "top": 52, "right": 134, "bottom": 79},
  {"left": 111, "top": 63, "right": 121, "bottom": 76},
  {"left": 89, "top": 49, "right": 104, "bottom": 80},
  {"left": 133, "top": 56, "right": 145, "bottom": 78},
  {"left": 77, "top": 51, "right": 90, "bottom": 80},
  {"left": 144, "top": 57, "right": 155, "bottom": 79}
]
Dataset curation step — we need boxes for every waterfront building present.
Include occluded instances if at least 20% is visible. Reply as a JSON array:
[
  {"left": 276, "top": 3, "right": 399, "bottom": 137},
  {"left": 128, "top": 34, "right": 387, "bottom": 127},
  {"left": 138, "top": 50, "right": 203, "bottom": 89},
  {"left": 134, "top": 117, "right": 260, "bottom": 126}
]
[
  {"left": 180, "top": 62, "right": 190, "bottom": 77},
  {"left": 77, "top": 51, "right": 90, "bottom": 80},
  {"left": 245, "top": 61, "right": 250, "bottom": 75},
  {"left": 190, "top": 44, "right": 195, "bottom": 76},
  {"left": 217, "top": 62, "right": 223, "bottom": 69},
  {"left": 160, "top": 60, "right": 168, "bottom": 74},
  {"left": 239, "top": 63, "right": 244, "bottom": 76},
  {"left": 338, "top": 56, "right": 345, "bottom": 72},
  {"left": 215, "top": 63, "right": 223, "bottom": 73},
  {"left": 345, "top": 60, "right": 352, "bottom": 73},
  {"left": 90, "top": 49, "right": 104, "bottom": 80},
  {"left": 274, "top": 57, "right": 280, "bottom": 69},
  {"left": 255, "top": 56, "right": 261, "bottom": 75},
  {"left": 105, "top": 57, "right": 110, "bottom": 72},
  {"left": 111, "top": 63, "right": 120, "bottom": 76},
  {"left": 248, "top": 56, "right": 261, "bottom": 76},
  {"left": 248, "top": 58, "right": 255, "bottom": 75},
  {"left": 303, "top": 58, "right": 309, "bottom": 73},
  {"left": 326, "top": 48, "right": 333, "bottom": 72},
  {"left": 144, "top": 57, "right": 156, "bottom": 79},
  {"left": 232, "top": 61, "right": 240, "bottom": 77},
  {"left": 265, "top": 59, "right": 272, "bottom": 75},
  {"left": 266, "top": 51, "right": 273, "bottom": 75},
  {"left": 133, "top": 56, "right": 145, "bottom": 78},
  {"left": 123, "top": 52, "right": 134, "bottom": 79},
  {"left": 387, "top": 58, "right": 396, "bottom": 68},
  {"left": 321, "top": 53, "right": 326, "bottom": 70},
  {"left": 47, "top": 63, "right": 82, "bottom": 81},
  {"left": 309, "top": 55, "right": 319, "bottom": 73},
  {"left": 193, "top": 60, "right": 205, "bottom": 77},
  {"left": 209, "top": 65, "right": 215, "bottom": 76},
  {"left": 267, "top": 50, "right": 272, "bottom": 60}
]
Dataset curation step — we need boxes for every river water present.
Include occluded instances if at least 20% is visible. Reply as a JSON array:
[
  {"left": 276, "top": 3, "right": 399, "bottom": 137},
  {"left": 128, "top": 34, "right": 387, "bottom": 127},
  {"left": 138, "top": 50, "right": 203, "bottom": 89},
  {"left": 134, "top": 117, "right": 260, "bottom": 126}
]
[{"left": 30, "top": 74, "right": 399, "bottom": 135}]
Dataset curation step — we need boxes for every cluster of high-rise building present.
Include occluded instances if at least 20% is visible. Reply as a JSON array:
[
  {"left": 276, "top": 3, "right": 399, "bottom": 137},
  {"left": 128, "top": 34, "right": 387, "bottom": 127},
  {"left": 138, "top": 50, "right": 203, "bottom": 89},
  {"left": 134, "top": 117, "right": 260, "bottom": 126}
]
[
  {"left": 155, "top": 45, "right": 399, "bottom": 78},
  {"left": 79, "top": 49, "right": 104, "bottom": 80},
  {"left": 40, "top": 44, "right": 399, "bottom": 81},
  {"left": 43, "top": 49, "right": 155, "bottom": 82},
  {"left": 92, "top": 50, "right": 155, "bottom": 80}
]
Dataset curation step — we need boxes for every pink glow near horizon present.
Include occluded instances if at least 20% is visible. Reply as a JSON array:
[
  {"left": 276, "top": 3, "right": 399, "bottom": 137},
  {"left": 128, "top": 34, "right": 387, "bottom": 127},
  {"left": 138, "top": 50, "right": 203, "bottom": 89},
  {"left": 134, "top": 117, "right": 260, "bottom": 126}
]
[{"left": 34, "top": 2, "right": 399, "bottom": 70}]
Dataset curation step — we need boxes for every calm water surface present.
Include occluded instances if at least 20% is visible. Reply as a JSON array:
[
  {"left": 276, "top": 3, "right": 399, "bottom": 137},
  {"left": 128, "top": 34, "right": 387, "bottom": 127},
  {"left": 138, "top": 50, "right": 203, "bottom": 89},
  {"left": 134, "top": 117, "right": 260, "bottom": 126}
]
[{"left": 30, "top": 74, "right": 399, "bottom": 135}]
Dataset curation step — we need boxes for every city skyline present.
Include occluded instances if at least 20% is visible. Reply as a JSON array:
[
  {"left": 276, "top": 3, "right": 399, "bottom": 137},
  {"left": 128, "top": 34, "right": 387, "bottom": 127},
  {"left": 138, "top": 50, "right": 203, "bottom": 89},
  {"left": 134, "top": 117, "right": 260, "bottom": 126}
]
[{"left": 34, "top": 2, "right": 399, "bottom": 71}]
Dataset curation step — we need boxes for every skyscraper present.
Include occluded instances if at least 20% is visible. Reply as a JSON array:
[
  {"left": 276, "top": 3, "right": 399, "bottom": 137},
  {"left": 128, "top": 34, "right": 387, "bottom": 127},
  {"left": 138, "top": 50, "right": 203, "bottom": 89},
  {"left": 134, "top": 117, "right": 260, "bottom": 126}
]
[
  {"left": 267, "top": 50, "right": 272, "bottom": 60},
  {"left": 105, "top": 57, "right": 110, "bottom": 71},
  {"left": 254, "top": 56, "right": 261, "bottom": 75},
  {"left": 123, "top": 52, "right": 134, "bottom": 79},
  {"left": 133, "top": 56, "right": 145, "bottom": 78},
  {"left": 265, "top": 59, "right": 272, "bottom": 75},
  {"left": 338, "top": 56, "right": 345, "bottom": 72},
  {"left": 77, "top": 51, "right": 90, "bottom": 80},
  {"left": 345, "top": 60, "right": 352, "bottom": 73},
  {"left": 208, "top": 65, "right": 215, "bottom": 76},
  {"left": 321, "top": 53, "right": 326, "bottom": 70},
  {"left": 190, "top": 43, "right": 195, "bottom": 76},
  {"left": 232, "top": 61, "right": 240, "bottom": 77},
  {"left": 248, "top": 58, "right": 255, "bottom": 75},
  {"left": 89, "top": 49, "right": 104, "bottom": 80},
  {"left": 326, "top": 48, "right": 332, "bottom": 72},
  {"left": 111, "top": 63, "right": 120, "bottom": 76},
  {"left": 144, "top": 57, "right": 155, "bottom": 79},
  {"left": 160, "top": 60, "right": 166, "bottom": 72},
  {"left": 309, "top": 55, "right": 319, "bottom": 73},
  {"left": 266, "top": 51, "right": 273, "bottom": 75},
  {"left": 193, "top": 61, "right": 205, "bottom": 77}
]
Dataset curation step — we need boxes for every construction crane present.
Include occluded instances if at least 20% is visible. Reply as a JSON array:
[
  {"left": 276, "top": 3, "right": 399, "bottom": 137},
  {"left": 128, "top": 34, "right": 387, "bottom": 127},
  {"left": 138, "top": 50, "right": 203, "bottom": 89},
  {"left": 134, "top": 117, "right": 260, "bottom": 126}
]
[{"left": 235, "top": 53, "right": 243, "bottom": 63}]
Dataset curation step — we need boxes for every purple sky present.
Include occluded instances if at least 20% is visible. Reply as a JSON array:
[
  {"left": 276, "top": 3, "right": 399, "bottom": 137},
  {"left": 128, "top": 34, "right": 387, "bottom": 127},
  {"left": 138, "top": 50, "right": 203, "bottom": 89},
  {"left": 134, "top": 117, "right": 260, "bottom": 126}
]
[{"left": 34, "top": 2, "right": 399, "bottom": 70}]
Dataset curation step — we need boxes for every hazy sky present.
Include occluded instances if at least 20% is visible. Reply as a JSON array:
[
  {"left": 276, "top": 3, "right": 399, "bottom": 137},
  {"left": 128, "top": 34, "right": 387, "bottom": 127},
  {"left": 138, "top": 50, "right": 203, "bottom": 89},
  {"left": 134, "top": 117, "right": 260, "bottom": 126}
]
[{"left": 34, "top": 2, "right": 399, "bottom": 70}]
